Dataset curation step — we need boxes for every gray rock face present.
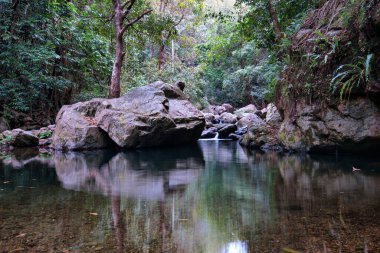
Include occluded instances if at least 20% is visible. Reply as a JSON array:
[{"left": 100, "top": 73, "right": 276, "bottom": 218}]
[
  {"left": 279, "top": 98, "right": 380, "bottom": 153},
  {"left": 239, "top": 124, "right": 281, "bottom": 151},
  {"left": 202, "top": 113, "right": 215, "bottom": 123},
  {"left": 265, "top": 103, "right": 282, "bottom": 127},
  {"left": 234, "top": 104, "right": 258, "bottom": 118},
  {"left": 200, "top": 128, "right": 217, "bottom": 139},
  {"left": 52, "top": 82, "right": 205, "bottom": 150},
  {"left": 221, "top": 103, "right": 234, "bottom": 113},
  {"left": 219, "top": 112, "right": 238, "bottom": 124},
  {"left": 217, "top": 124, "right": 237, "bottom": 138},
  {"left": 10, "top": 129, "right": 39, "bottom": 147},
  {"left": 237, "top": 113, "right": 265, "bottom": 128},
  {"left": 52, "top": 99, "right": 113, "bottom": 150}
]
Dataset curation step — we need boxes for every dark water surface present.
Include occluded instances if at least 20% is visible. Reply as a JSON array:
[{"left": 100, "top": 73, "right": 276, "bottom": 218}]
[{"left": 1, "top": 141, "right": 380, "bottom": 253}]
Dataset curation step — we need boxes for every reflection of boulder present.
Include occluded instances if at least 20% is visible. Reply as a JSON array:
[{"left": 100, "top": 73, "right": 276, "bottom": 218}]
[
  {"left": 1, "top": 147, "right": 55, "bottom": 169},
  {"left": 198, "top": 140, "right": 250, "bottom": 164},
  {"left": 54, "top": 145, "right": 205, "bottom": 200}
]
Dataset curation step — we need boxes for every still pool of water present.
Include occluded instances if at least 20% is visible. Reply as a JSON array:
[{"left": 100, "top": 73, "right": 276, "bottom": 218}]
[{"left": 1, "top": 141, "right": 380, "bottom": 253}]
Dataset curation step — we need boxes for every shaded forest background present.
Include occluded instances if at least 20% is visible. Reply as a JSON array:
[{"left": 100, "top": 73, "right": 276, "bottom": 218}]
[{"left": 0, "top": 0, "right": 377, "bottom": 129}]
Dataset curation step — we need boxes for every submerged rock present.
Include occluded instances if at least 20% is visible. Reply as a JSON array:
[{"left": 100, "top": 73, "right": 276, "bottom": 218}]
[{"left": 52, "top": 81, "right": 205, "bottom": 150}]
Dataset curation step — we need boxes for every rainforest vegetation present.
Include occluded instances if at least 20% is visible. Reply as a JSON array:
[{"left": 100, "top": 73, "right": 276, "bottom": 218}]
[{"left": 0, "top": 0, "right": 378, "bottom": 129}]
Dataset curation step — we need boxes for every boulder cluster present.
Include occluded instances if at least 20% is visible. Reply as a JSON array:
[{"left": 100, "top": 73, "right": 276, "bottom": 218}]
[
  {"left": 0, "top": 125, "right": 55, "bottom": 149},
  {"left": 200, "top": 103, "right": 283, "bottom": 151}
]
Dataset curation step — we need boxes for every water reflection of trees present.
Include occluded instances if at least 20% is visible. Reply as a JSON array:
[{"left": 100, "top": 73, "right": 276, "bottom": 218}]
[
  {"left": 54, "top": 145, "right": 205, "bottom": 252},
  {"left": 2, "top": 143, "right": 380, "bottom": 252}
]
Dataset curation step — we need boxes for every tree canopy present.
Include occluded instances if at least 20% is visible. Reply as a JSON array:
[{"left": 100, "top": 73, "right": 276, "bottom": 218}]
[{"left": 1, "top": 0, "right": 376, "bottom": 127}]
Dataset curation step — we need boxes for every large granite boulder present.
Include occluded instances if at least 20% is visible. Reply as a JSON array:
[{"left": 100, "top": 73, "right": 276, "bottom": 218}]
[
  {"left": 10, "top": 129, "right": 39, "bottom": 147},
  {"left": 52, "top": 99, "right": 113, "bottom": 150},
  {"left": 52, "top": 81, "right": 205, "bottom": 150}
]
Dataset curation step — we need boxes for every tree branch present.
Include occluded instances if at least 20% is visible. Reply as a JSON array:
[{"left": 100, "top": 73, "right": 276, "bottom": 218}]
[
  {"left": 125, "top": 0, "right": 136, "bottom": 13},
  {"left": 107, "top": 11, "right": 116, "bottom": 22},
  {"left": 122, "top": 0, "right": 136, "bottom": 20},
  {"left": 121, "top": 0, "right": 131, "bottom": 9},
  {"left": 121, "top": 9, "right": 152, "bottom": 35},
  {"left": 174, "top": 13, "right": 185, "bottom": 27}
]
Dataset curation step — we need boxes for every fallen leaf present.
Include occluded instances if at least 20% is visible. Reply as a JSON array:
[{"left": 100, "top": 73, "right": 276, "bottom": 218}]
[
  {"left": 89, "top": 212, "right": 98, "bottom": 216},
  {"left": 10, "top": 247, "right": 25, "bottom": 252},
  {"left": 282, "top": 247, "right": 301, "bottom": 253}
]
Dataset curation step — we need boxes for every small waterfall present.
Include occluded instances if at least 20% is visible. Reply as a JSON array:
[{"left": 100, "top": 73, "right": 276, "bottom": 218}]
[{"left": 213, "top": 132, "right": 219, "bottom": 140}]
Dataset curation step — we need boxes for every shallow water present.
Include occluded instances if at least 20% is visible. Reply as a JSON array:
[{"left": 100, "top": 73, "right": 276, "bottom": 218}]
[{"left": 1, "top": 141, "right": 380, "bottom": 253}]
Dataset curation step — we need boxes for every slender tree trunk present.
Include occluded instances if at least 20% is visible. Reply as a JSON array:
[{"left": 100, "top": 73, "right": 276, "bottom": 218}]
[
  {"left": 109, "top": 0, "right": 151, "bottom": 98},
  {"left": 267, "top": 0, "right": 282, "bottom": 41},
  {"left": 9, "top": 0, "right": 20, "bottom": 34},
  {"left": 158, "top": 44, "right": 165, "bottom": 70},
  {"left": 158, "top": 31, "right": 166, "bottom": 70},
  {"left": 171, "top": 39, "right": 174, "bottom": 62},
  {"left": 109, "top": 0, "right": 124, "bottom": 98},
  {"left": 111, "top": 195, "right": 125, "bottom": 252}
]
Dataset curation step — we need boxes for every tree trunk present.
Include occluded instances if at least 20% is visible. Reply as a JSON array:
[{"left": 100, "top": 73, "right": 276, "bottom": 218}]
[
  {"left": 109, "top": 0, "right": 124, "bottom": 98},
  {"left": 158, "top": 31, "right": 166, "bottom": 70},
  {"left": 158, "top": 43, "right": 165, "bottom": 70},
  {"left": 267, "top": 0, "right": 282, "bottom": 41},
  {"left": 109, "top": 1, "right": 152, "bottom": 97},
  {"left": 111, "top": 195, "right": 125, "bottom": 252}
]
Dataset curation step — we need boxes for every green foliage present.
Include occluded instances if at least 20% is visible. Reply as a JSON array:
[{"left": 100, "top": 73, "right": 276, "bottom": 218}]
[
  {"left": 330, "top": 54, "right": 373, "bottom": 100},
  {"left": 236, "top": 0, "right": 320, "bottom": 49},
  {"left": 0, "top": 0, "right": 112, "bottom": 117},
  {"left": 197, "top": 21, "right": 281, "bottom": 106},
  {"left": 38, "top": 130, "right": 53, "bottom": 139},
  {"left": 0, "top": 134, "right": 12, "bottom": 144}
]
